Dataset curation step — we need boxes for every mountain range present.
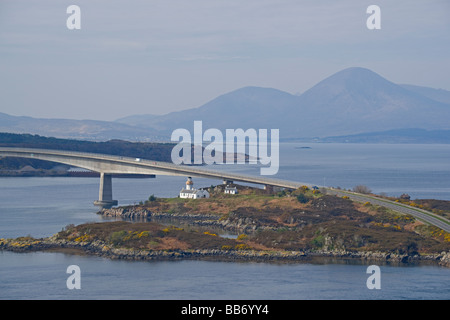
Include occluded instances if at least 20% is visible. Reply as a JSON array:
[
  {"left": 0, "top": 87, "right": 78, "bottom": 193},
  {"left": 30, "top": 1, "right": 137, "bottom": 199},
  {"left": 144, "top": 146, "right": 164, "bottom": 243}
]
[
  {"left": 0, "top": 112, "right": 163, "bottom": 142},
  {"left": 2, "top": 67, "right": 450, "bottom": 142}
]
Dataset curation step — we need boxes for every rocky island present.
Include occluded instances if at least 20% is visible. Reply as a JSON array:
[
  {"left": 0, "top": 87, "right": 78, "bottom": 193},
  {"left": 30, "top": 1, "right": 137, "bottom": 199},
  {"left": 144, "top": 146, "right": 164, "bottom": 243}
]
[{"left": 1, "top": 184, "right": 449, "bottom": 267}]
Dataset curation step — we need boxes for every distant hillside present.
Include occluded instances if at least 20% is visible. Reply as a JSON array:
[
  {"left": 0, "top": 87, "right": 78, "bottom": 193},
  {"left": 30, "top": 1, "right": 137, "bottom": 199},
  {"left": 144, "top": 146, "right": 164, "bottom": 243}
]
[
  {"left": 318, "top": 128, "right": 450, "bottom": 144},
  {"left": 0, "top": 112, "right": 163, "bottom": 142},
  {"left": 400, "top": 84, "right": 450, "bottom": 105},
  {"left": 0, "top": 133, "right": 175, "bottom": 170}
]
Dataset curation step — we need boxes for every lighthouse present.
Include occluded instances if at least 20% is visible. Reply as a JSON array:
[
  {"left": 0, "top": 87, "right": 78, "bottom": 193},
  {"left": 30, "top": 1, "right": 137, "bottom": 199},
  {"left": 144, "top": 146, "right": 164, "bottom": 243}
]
[
  {"left": 179, "top": 176, "right": 209, "bottom": 199},
  {"left": 185, "top": 177, "right": 193, "bottom": 190}
]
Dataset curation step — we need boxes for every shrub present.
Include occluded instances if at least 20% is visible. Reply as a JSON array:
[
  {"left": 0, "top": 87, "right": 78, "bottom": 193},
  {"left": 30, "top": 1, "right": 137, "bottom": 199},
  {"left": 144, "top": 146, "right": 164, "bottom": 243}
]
[
  {"left": 110, "top": 230, "right": 128, "bottom": 245},
  {"left": 63, "top": 224, "right": 75, "bottom": 232},
  {"left": 237, "top": 234, "right": 248, "bottom": 241},
  {"left": 74, "top": 234, "right": 92, "bottom": 242},
  {"left": 296, "top": 193, "right": 309, "bottom": 204},
  {"left": 399, "top": 193, "right": 411, "bottom": 200},
  {"left": 353, "top": 185, "right": 372, "bottom": 194},
  {"left": 276, "top": 190, "right": 287, "bottom": 197},
  {"left": 311, "top": 235, "right": 325, "bottom": 248},
  {"left": 235, "top": 243, "right": 251, "bottom": 250},
  {"left": 137, "top": 231, "right": 150, "bottom": 238}
]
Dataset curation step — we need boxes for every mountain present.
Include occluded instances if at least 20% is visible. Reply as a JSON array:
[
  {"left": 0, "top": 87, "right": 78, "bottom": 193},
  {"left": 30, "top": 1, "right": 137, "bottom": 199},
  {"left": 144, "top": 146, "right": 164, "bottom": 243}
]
[
  {"left": 2, "top": 67, "right": 450, "bottom": 142},
  {"left": 286, "top": 67, "right": 450, "bottom": 137},
  {"left": 0, "top": 112, "right": 163, "bottom": 141},
  {"left": 116, "top": 86, "right": 299, "bottom": 134},
  {"left": 117, "top": 67, "right": 450, "bottom": 139},
  {"left": 400, "top": 84, "right": 450, "bottom": 105}
]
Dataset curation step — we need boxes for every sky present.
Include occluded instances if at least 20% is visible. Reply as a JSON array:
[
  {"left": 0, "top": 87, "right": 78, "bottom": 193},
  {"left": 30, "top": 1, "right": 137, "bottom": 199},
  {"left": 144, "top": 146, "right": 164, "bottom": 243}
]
[{"left": 0, "top": 0, "right": 449, "bottom": 121}]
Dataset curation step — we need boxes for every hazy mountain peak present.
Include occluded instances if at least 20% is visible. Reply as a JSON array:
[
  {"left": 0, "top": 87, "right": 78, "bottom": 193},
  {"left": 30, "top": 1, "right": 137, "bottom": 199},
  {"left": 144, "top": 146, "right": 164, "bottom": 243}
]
[
  {"left": 211, "top": 86, "right": 294, "bottom": 102},
  {"left": 303, "top": 67, "right": 395, "bottom": 95},
  {"left": 292, "top": 67, "right": 450, "bottom": 136},
  {"left": 2, "top": 67, "right": 450, "bottom": 141},
  {"left": 330, "top": 66, "right": 379, "bottom": 78}
]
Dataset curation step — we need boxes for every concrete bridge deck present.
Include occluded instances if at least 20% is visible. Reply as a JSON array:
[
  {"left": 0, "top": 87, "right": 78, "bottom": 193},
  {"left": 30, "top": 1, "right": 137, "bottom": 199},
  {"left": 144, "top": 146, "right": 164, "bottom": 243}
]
[
  {"left": 0, "top": 147, "right": 307, "bottom": 186},
  {"left": 0, "top": 147, "right": 308, "bottom": 206}
]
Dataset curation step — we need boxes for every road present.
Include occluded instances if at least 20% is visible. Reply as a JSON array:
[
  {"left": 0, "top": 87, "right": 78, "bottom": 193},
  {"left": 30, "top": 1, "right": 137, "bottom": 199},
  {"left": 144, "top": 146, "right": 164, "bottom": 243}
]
[{"left": 327, "top": 189, "right": 450, "bottom": 233}]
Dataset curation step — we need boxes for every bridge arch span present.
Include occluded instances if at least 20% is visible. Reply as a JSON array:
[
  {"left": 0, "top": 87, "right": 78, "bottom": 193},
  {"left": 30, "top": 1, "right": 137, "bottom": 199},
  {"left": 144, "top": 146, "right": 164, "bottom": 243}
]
[{"left": 0, "top": 147, "right": 306, "bottom": 207}]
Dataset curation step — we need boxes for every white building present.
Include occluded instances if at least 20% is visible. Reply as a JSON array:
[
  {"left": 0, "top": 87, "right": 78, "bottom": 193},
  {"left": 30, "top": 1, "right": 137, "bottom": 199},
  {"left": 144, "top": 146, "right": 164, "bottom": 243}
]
[
  {"left": 179, "top": 177, "right": 210, "bottom": 199},
  {"left": 224, "top": 185, "right": 238, "bottom": 195}
]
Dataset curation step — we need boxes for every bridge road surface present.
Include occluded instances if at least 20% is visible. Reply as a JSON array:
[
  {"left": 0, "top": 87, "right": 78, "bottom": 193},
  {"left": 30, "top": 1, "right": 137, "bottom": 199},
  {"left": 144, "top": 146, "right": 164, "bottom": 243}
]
[
  {"left": 0, "top": 147, "right": 449, "bottom": 232},
  {"left": 0, "top": 147, "right": 309, "bottom": 189},
  {"left": 327, "top": 189, "right": 450, "bottom": 233}
]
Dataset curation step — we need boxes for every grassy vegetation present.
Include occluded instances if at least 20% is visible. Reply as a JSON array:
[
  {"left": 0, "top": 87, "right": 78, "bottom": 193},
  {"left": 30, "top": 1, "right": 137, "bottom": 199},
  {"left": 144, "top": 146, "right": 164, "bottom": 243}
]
[
  {"left": 85, "top": 185, "right": 450, "bottom": 255},
  {"left": 57, "top": 220, "right": 253, "bottom": 251},
  {"left": 410, "top": 199, "right": 450, "bottom": 220},
  {"left": 334, "top": 189, "right": 450, "bottom": 225},
  {"left": 244, "top": 193, "right": 449, "bottom": 254}
]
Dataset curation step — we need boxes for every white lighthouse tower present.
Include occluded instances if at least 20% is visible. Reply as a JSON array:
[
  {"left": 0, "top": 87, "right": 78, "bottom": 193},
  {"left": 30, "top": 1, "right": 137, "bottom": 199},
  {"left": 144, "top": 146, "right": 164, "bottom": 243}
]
[
  {"left": 179, "top": 176, "right": 209, "bottom": 199},
  {"left": 185, "top": 177, "right": 193, "bottom": 190}
]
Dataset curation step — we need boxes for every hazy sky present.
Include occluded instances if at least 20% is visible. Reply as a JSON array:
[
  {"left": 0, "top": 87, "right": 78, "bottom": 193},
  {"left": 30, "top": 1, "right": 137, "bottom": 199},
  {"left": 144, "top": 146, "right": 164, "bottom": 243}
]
[{"left": 1, "top": 0, "right": 449, "bottom": 121}]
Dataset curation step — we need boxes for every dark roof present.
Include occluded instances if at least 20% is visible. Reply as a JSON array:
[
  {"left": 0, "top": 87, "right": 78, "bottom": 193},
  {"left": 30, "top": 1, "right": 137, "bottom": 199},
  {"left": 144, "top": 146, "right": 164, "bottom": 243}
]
[{"left": 180, "top": 189, "right": 197, "bottom": 194}]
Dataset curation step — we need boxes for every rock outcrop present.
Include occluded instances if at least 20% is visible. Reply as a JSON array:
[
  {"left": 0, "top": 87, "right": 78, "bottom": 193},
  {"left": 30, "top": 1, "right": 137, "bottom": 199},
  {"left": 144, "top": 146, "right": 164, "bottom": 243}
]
[{"left": 1, "top": 237, "right": 449, "bottom": 267}]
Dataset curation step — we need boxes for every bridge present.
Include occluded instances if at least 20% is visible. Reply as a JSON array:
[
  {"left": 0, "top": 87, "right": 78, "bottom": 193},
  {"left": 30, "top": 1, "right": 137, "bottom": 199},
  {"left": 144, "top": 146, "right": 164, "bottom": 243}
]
[
  {"left": 0, "top": 147, "right": 308, "bottom": 207},
  {"left": 1, "top": 147, "right": 449, "bottom": 232}
]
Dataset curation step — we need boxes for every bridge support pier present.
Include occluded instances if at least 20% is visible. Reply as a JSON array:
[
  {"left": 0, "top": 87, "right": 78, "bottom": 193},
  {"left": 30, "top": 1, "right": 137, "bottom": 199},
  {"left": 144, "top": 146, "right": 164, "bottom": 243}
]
[{"left": 94, "top": 173, "right": 118, "bottom": 208}]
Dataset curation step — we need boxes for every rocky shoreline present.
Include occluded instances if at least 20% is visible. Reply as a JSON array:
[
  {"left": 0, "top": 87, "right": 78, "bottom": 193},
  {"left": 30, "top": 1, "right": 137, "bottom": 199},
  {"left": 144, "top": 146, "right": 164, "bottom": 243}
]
[
  {"left": 90, "top": 206, "right": 450, "bottom": 267},
  {"left": 2, "top": 199, "right": 449, "bottom": 267},
  {"left": 98, "top": 206, "right": 272, "bottom": 234},
  {"left": 1, "top": 236, "right": 449, "bottom": 267}
]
